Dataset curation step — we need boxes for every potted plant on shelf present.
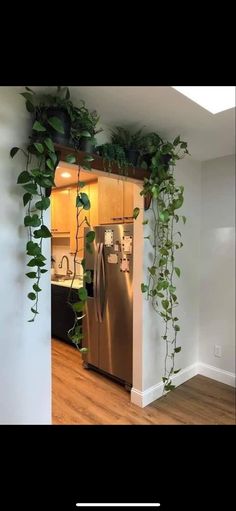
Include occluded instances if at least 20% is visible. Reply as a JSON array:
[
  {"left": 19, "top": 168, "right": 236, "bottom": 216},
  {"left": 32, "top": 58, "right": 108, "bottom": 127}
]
[
  {"left": 110, "top": 126, "right": 145, "bottom": 167},
  {"left": 70, "top": 101, "right": 103, "bottom": 153},
  {"left": 24, "top": 86, "right": 76, "bottom": 146},
  {"left": 96, "top": 143, "right": 128, "bottom": 173}
]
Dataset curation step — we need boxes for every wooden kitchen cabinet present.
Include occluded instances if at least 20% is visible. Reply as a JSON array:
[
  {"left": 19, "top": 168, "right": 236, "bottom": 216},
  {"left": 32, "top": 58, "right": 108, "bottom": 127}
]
[
  {"left": 123, "top": 181, "right": 134, "bottom": 222},
  {"left": 98, "top": 176, "right": 134, "bottom": 224},
  {"left": 51, "top": 188, "right": 70, "bottom": 235}
]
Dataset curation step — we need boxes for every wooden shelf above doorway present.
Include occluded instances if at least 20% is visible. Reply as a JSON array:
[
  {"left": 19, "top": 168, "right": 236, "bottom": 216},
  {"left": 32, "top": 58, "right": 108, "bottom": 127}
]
[{"left": 54, "top": 143, "right": 150, "bottom": 182}]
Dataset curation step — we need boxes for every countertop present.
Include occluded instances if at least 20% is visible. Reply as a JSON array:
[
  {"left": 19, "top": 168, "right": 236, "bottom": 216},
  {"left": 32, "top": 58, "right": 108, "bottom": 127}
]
[{"left": 51, "top": 278, "right": 83, "bottom": 289}]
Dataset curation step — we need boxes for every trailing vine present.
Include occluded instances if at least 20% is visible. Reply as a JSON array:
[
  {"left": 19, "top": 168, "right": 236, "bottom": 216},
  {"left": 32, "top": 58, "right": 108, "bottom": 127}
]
[{"left": 134, "top": 136, "right": 189, "bottom": 392}]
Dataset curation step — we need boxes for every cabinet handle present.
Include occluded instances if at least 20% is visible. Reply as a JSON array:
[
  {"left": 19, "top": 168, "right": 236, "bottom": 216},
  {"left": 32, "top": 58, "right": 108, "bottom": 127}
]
[
  {"left": 112, "top": 217, "right": 123, "bottom": 220},
  {"left": 52, "top": 228, "right": 58, "bottom": 231},
  {"left": 124, "top": 216, "right": 133, "bottom": 219}
]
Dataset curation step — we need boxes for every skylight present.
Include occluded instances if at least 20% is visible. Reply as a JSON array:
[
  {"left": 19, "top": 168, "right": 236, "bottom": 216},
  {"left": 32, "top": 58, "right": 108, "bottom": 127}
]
[{"left": 172, "top": 86, "right": 235, "bottom": 114}]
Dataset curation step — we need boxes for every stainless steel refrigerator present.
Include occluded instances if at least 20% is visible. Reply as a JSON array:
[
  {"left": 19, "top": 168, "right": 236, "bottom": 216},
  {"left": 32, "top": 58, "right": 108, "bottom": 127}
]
[{"left": 82, "top": 224, "right": 133, "bottom": 387}]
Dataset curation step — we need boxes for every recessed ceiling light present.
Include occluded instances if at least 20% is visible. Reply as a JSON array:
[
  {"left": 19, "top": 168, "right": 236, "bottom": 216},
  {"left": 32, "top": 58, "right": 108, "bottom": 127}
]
[
  {"left": 61, "top": 172, "right": 72, "bottom": 178},
  {"left": 172, "top": 86, "right": 235, "bottom": 114}
]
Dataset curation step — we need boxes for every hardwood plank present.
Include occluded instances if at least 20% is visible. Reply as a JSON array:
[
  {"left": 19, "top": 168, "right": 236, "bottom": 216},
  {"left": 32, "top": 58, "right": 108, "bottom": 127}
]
[{"left": 52, "top": 339, "right": 236, "bottom": 425}]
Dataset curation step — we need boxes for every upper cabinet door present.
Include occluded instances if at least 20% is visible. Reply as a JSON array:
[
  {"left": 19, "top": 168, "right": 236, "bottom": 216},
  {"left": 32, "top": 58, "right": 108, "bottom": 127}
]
[
  {"left": 51, "top": 188, "right": 70, "bottom": 234},
  {"left": 98, "top": 176, "right": 124, "bottom": 224},
  {"left": 123, "top": 181, "right": 134, "bottom": 222}
]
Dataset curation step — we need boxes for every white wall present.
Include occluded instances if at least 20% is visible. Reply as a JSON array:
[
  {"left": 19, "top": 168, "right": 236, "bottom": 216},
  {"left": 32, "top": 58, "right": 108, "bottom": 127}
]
[
  {"left": 0, "top": 87, "right": 51, "bottom": 424},
  {"left": 199, "top": 155, "right": 235, "bottom": 377},
  {"left": 132, "top": 157, "right": 202, "bottom": 406}
]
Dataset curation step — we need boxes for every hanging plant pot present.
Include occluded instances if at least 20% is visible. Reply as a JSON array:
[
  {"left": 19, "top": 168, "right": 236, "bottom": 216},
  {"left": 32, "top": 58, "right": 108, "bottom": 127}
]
[
  {"left": 79, "top": 137, "right": 95, "bottom": 154},
  {"left": 46, "top": 107, "right": 71, "bottom": 145},
  {"left": 125, "top": 148, "right": 140, "bottom": 167}
]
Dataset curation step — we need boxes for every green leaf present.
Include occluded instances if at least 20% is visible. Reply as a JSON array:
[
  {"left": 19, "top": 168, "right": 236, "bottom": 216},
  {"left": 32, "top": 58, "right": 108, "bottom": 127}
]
[
  {"left": 174, "top": 267, "right": 181, "bottom": 278},
  {"left": 65, "top": 153, "right": 76, "bottom": 164},
  {"left": 26, "top": 272, "right": 37, "bottom": 278},
  {"left": 173, "top": 135, "right": 180, "bottom": 146},
  {"left": 48, "top": 116, "right": 65, "bottom": 134},
  {"left": 26, "top": 241, "right": 41, "bottom": 256},
  {"left": 174, "top": 369, "right": 181, "bottom": 374},
  {"left": 169, "top": 285, "right": 176, "bottom": 294},
  {"left": 156, "top": 292, "right": 164, "bottom": 298},
  {"left": 133, "top": 207, "right": 140, "bottom": 219},
  {"left": 31, "top": 307, "right": 39, "bottom": 314},
  {"left": 141, "top": 283, "right": 148, "bottom": 293},
  {"left": 26, "top": 100, "right": 35, "bottom": 113},
  {"left": 24, "top": 214, "right": 41, "bottom": 227},
  {"left": 162, "top": 299, "right": 169, "bottom": 310},
  {"left": 44, "top": 137, "right": 55, "bottom": 153},
  {"left": 10, "top": 147, "right": 20, "bottom": 158},
  {"left": 173, "top": 197, "right": 184, "bottom": 210},
  {"left": 162, "top": 377, "right": 168, "bottom": 382},
  {"left": 35, "top": 197, "right": 50, "bottom": 210},
  {"left": 83, "top": 155, "right": 94, "bottom": 162},
  {"left": 33, "top": 284, "right": 42, "bottom": 292},
  {"left": 182, "top": 215, "right": 187, "bottom": 224},
  {"left": 174, "top": 346, "right": 181, "bottom": 352},
  {"left": 164, "top": 384, "right": 176, "bottom": 391},
  {"left": 28, "top": 292, "right": 36, "bottom": 301},
  {"left": 86, "top": 230, "right": 95, "bottom": 243},
  {"left": 23, "top": 183, "right": 38, "bottom": 195},
  {"left": 40, "top": 225, "right": 52, "bottom": 238},
  {"left": 32, "top": 120, "right": 46, "bottom": 132},
  {"left": 40, "top": 269, "right": 48, "bottom": 273},
  {"left": 33, "top": 142, "right": 44, "bottom": 154},
  {"left": 24, "top": 215, "right": 41, "bottom": 227},
  {"left": 46, "top": 158, "right": 55, "bottom": 171},
  {"left": 72, "top": 301, "right": 85, "bottom": 312},
  {"left": 81, "top": 258, "right": 86, "bottom": 271},
  {"left": 148, "top": 266, "right": 157, "bottom": 276},
  {"left": 17, "top": 171, "right": 32, "bottom": 184},
  {"left": 159, "top": 210, "right": 170, "bottom": 222},
  {"left": 78, "top": 181, "right": 85, "bottom": 188},
  {"left": 79, "top": 347, "right": 88, "bottom": 353},
  {"left": 142, "top": 219, "right": 149, "bottom": 225},
  {"left": 20, "top": 92, "right": 35, "bottom": 104},
  {"left": 76, "top": 192, "right": 91, "bottom": 210},
  {"left": 174, "top": 325, "right": 180, "bottom": 332},
  {"left": 78, "top": 287, "right": 88, "bottom": 301},
  {"left": 80, "top": 130, "right": 91, "bottom": 138}
]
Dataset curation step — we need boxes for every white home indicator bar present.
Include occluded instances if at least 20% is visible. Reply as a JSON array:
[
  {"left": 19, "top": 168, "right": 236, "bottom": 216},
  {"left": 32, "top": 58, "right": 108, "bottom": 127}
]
[{"left": 76, "top": 505, "right": 160, "bottom": 508}]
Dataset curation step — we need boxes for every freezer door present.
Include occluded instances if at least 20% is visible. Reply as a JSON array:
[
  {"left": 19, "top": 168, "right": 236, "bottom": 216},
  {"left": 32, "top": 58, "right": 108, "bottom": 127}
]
[
  {"left": 82, "top": 227, "right": 100, "bottom": 366},
  {"left": 82, "top": 297, "right": 99, "bottom": 366},
  {"left": 98, "top": 224, "right": 133, "bottom": 385}
]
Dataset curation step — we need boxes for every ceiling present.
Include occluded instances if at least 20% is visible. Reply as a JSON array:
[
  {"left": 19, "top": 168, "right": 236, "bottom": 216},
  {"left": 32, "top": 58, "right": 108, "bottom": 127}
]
[{"left": 19, "top": 86, "right": 235, "bottom": 161}]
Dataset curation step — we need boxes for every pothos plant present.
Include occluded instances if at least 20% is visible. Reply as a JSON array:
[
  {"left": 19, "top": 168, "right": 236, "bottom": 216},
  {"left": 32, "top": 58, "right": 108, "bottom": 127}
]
[
  {"left": 133, "top": 135, "right": 189, "bottom": 393},
  {"left": 10, "top": 88, "right": 95, "bottom": 343}
]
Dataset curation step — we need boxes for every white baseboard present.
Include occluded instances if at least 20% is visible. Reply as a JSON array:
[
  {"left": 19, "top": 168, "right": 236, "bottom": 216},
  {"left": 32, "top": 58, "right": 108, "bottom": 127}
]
[
  {"left": 198, "top": 362, "right": 236, "bottom": 388},
  {"left": 131, "top": 362, "right": 199, "bottom": 408},
  {"left": 131, "top": 362, "right": 236, "bottom": 408}
]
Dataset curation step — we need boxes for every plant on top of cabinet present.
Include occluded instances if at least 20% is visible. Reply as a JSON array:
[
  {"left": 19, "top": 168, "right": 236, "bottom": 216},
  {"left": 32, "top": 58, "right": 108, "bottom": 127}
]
[
  {"left": 96, "top": 143, "right": 128, "bottom": 173},
  {"left": 111, "top": 126, "right": 145, "bottom": 166},
  {"left": 133, "top": 134, "right": 189, "bottom": 393},
  {"left": 70, "top": 101, "right": 103, "bottom": 153}
]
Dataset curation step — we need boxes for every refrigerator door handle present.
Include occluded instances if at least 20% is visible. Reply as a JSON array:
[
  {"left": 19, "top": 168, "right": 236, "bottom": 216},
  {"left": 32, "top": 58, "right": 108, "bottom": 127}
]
[
  {"left": 93, "top": 242, "right": 99, "bottom": 322},
  {"left": 97, "top": 242, "right": 105, "bottom": 323}
]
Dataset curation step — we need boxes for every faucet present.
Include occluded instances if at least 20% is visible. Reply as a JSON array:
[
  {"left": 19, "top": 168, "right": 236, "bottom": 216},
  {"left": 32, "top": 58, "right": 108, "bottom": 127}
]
[{"left": 58, "top": 255, "right": 73, "bottom": 277}]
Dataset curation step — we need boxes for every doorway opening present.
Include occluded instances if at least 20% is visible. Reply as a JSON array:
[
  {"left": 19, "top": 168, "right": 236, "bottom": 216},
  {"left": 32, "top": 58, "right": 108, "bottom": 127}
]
[{"left": 51, "top": 160, "right": 144, "bottom": 424}]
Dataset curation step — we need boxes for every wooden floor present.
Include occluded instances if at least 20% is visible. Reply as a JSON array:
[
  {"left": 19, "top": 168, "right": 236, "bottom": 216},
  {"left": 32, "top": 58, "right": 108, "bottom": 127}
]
[{"left": 52, "top": 338, "right": 236, "bottom": 425}]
